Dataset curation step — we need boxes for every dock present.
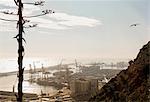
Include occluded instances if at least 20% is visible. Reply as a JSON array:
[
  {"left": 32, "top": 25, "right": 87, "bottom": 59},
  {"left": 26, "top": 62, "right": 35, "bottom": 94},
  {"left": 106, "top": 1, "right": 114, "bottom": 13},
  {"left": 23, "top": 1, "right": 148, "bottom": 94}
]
[{"left": 0, "top": 91, "right": 38, "bottom": 101}]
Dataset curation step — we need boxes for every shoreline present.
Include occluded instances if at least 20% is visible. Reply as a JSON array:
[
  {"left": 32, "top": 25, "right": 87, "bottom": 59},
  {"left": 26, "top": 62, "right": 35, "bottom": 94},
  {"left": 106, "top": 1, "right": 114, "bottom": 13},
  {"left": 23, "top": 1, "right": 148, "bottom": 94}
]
[
  {"left": 0, "top": 90, "right": 38, "bottom": 101},
  {"left": 0, "top": 64, "right": 61, "bottom": 76}
]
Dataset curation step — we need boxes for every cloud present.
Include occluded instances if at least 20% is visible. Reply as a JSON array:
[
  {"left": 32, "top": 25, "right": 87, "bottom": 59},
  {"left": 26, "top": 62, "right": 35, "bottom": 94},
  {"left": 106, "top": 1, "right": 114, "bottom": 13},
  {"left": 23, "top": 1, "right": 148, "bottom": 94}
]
[
  {"left": 0, "top": 12, "right": 101, "bottom": 30},
  {"left": 0, "top": 0, "right": 40, "bottom": 15},
  {"left": 0, "top": 0, "right": 37, "bottom": 8},
  {"left": 0, "top": 0, "right": 101, "bottom": 30},
  {"left": 49, "top": 13, "right": 101, "bottom": 27},
  {"left": 0, "top": 0, "right": 16, "bottom": 8},
  {"left": 28, "top": 12, "right": 101, "bottom": 30}
]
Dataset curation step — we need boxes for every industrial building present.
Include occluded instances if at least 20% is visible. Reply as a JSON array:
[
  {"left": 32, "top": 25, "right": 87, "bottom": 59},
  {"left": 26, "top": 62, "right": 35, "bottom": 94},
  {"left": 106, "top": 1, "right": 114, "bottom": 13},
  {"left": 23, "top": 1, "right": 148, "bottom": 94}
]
[{"left": 70, "top": 78, "right": 98, "bottom": 101}]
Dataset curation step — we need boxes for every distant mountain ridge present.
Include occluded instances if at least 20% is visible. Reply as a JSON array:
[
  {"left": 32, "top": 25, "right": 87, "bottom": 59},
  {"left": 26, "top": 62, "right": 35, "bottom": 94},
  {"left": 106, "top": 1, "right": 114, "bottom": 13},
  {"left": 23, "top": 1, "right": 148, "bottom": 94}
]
[{"left": 89, "top": 41, "right": 150, "bottom": 102}]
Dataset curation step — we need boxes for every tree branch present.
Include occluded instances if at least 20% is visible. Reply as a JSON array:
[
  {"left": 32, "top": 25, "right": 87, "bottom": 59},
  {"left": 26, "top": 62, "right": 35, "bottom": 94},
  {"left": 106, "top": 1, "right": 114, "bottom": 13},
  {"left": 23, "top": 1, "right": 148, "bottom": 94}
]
[
  {"left": 0, "top": 11, "right": 17, "bottom": 15},
  {"left": 23, "top": 1, "right": 45, "bottom": 6},
  {"left": 23, "top": 10, "right": 54, "bottom": 18},
  {"left": 23, "top": 13, "right": 47, "bottom": 18},
  {"left": 0, "top": 17, "right": 17, "bottom": 22},
  {"left": 14, "top": 0, "right": 19, "bottom": 6},
  {"left": 24, "top": 24, "right": 38, "bottom": 28}
]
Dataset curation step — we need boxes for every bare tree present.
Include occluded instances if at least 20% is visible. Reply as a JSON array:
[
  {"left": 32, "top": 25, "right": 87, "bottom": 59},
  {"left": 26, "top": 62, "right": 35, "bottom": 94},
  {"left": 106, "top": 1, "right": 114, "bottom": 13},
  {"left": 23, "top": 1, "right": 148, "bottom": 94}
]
[{"left": 0, "top": 0, "right": 54, "bottom": 101}]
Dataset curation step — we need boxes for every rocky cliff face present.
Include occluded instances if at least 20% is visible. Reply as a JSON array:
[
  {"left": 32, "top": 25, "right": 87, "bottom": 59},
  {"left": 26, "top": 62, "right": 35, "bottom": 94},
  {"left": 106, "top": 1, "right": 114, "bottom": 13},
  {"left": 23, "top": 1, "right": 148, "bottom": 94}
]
[{"left": 89, "top": 41, "right": 150, "bottom": 102}]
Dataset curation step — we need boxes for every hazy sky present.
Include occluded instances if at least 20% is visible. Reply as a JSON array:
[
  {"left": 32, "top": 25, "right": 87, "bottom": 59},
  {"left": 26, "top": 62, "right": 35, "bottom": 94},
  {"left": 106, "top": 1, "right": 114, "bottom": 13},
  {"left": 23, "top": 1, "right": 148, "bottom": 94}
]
[{"left": 0, "top": 0, "right": 149, "bottom": 60}]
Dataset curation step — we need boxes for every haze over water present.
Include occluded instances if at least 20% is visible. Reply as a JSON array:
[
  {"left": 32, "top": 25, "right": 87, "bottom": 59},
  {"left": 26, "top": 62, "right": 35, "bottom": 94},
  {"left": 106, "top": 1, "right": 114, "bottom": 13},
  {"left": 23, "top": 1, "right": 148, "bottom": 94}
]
[
  {"left": 0, "top": 57, "right": 130, "bottom": 73},
  {"left": 0, "top": 57, "right": 130, "bottom": 94}
]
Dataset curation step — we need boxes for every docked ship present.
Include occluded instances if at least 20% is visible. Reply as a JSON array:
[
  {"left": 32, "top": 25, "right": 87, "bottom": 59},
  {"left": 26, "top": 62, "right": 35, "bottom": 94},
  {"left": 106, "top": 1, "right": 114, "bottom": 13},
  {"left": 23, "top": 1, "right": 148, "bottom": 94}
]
[{"left": 36, "top": 78, "right": 64, "bottom": 89}]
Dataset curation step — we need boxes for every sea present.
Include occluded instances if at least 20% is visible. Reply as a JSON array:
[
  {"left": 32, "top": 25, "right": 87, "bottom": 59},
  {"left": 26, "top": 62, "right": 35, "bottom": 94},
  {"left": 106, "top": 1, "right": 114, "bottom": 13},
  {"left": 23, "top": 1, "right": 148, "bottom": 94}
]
[
  {"left": 0, "top": 57, "right": 130, "bottom": 94},
  {"left": 0, "top": 58, "right": 61, "bottom": 95},
  {"left": 0, "top": 74, "right": 57, "bottom": 95}
]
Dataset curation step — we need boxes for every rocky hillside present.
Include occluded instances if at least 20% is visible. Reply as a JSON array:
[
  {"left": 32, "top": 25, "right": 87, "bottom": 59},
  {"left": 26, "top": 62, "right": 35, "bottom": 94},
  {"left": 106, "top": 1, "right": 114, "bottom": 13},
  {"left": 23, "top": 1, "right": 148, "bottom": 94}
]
[{"left": 89, "top": 41, "right": 150, "bottom": 102}]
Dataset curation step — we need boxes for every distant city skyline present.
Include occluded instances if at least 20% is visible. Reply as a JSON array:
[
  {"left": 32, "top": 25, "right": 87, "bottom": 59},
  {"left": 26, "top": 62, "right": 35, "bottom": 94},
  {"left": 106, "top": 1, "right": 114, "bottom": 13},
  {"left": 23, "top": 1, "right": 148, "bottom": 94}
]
[{"left": 0, "top": 0, "right": 149, "bottom": 60}]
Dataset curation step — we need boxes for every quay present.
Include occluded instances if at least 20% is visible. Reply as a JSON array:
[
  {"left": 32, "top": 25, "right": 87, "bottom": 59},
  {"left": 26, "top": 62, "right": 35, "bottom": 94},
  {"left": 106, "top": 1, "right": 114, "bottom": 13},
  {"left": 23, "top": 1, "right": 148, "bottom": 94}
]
[{"left": 0, "top": 91, "right": 38, "bottom": 101}]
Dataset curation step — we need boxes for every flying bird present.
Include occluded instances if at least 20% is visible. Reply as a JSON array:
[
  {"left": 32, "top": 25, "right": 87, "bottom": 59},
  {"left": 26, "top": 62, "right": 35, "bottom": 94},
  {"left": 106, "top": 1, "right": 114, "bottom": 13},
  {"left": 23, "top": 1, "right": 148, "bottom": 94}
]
[{"left": 130, "top": 23, "right": 140, "bottom": 27}]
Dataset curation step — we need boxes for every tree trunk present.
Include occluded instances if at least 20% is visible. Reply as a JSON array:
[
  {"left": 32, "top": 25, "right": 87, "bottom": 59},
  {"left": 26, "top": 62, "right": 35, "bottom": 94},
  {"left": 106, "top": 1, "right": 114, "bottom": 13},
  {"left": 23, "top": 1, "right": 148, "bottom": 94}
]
[{"left": 17, "top": 0, "right": 24, "bottom": 101}]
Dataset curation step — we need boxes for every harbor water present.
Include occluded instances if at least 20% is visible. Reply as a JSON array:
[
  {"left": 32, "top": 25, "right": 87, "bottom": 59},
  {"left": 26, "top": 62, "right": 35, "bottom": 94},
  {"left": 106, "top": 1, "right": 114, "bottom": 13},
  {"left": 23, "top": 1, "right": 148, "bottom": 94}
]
[
  {"left": 0, "top": 74, "right": 57, "bottom": 95},
  {"left": 0, "top": 58, "right": 129, "bottom": 95}
]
